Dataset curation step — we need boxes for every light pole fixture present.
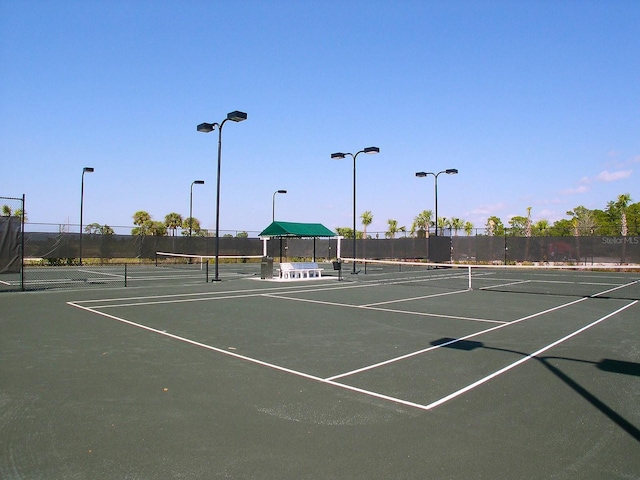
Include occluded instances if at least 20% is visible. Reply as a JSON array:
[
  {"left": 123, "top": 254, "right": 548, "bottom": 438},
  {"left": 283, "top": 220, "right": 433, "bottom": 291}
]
[
  {"left": 189, "top": 180, "right": 205, "bottom": 238},
  {"left": 415, "top": 168, "right": 458, "bottom": 236},
  {"left": 197, "top": 110, "right": 247, "bottom": 281},
  {"left": 272, "top": 189, "right": 287, "bottom": 222},
  {"left": 331, "top": 146, "right": 380, "bottom": 273},
  {"left": 79, "top": 167, "right": 94, "bottom": 265}
]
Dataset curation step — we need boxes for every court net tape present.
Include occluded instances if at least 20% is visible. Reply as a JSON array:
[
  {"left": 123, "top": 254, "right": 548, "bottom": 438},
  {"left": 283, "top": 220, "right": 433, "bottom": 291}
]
[
  {"left": 155, "top": 251, "right": 264, "bottom": 269},
  {"left": 343, "top": 258, "right": 640, "bottom": 301}
]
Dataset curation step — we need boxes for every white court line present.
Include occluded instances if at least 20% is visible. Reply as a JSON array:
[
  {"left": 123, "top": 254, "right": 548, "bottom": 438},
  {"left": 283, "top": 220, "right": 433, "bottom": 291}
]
[
  {"left": 72, "top": 279, "right": 372, "bottom": 305},
  {"left": 262, "top": 291, "right": 503, "bottom": 324},
  {"left": 362, "top": 288, "right": 468, "bottom": 307},
  {"left": 79, "top": 282, "right": 374, "bottom": 308},
  {"left": 67, "top": 295, "right": 638, "bottom": 413},
  {"left": 424, "top": 300, "right": 638, "bottom": 410},
  {"left": 326, "top": 296, "right": 590, "bottom": 381},
  {"left": 78, "top": 268, "right": 126, "bottom": 278},
  {"left": 481, "top": 280, "right": 531, "bottom": 290},
  {"left": 66, "top": 301, "right": 436, "bottom": 411},
  {"left": 67, "top": 297, "right": 638, "bottom": 412},
  {"left": 592, "top": 280, "right": 640, "bottom": 298}
]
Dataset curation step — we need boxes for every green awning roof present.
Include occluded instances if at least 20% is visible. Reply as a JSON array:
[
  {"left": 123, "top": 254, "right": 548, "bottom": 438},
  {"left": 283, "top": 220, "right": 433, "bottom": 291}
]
[{"left": 259, "top": 221, "right": 336, "bottom": 238}]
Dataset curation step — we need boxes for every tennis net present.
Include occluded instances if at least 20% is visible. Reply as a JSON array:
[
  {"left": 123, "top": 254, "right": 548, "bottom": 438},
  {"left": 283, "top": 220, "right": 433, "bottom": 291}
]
[
  {"left": 155, "top": 251, "right": 265, "bottom": 282},
  {"left": 352, "top": 259, "right": 640, "bottom": 301},
  {"left": 155, "top": 251, "right": 263, "bottom": 268}
]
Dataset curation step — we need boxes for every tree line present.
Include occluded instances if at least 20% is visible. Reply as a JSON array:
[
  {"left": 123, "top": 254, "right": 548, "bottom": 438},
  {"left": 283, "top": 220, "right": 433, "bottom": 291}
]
[
  {"left": 129, "top": 211, "right": 248, "bottom": 237},
  {"left": 1, "top": 205, "right": 26, "bottom": 220},
  {"left": 336, "top": 193, "right": 638, "bottom": 238}
]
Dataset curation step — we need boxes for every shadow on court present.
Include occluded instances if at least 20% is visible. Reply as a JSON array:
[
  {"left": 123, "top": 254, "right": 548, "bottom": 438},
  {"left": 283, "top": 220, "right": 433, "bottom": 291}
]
[
  {"left": 432, "top": 337, "right": 640, "bottom": 443},
  {"left": 1, "top": 274, "right": 639, "bottom": 479}
]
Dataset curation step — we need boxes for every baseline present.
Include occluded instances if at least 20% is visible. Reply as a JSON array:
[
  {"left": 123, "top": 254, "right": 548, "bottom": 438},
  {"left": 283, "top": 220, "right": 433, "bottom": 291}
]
[{"left": 66, "top": 294, "right": 638, "bottom": 412}]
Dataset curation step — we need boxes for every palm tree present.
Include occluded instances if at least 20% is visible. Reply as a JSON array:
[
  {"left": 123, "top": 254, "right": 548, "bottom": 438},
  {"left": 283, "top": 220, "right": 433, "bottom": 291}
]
[
  {"left": 133, "top": 211, "right": 151, "bottom": 226},
  {"left": 14, "top": 208, "right": 26, "bottom": 221},
  {"left": 411, "top": 210, "right": 432, "bottom": 238},
  {"left": 566, "top": 206, "right": 595, "bottom": 236},
  {"left": 615, "top": 193, "right": 633, "bottom": 262},
  {"left": 1, "top": 205, "right": 11, "bottom": 216},
  {"left": 182, "top": 217, "right": 202, "bottom": 236},
  {"left": 386, "top": 219, "right": 400, "bottom": 239},
  {"left": 616, "top": 193, "right": 632, "bottom": 236},
  {"left": 132, "top": 211, "right": 152, "bottom": 235},
  {"left": 335, "top": 227, "right": 354, "bottom": 239},
  {"left": 449, "top": 217, "right": 464, "bottom": 236},
  {"left": 533, "top": 219, "right": 549, "bottom": 236},
  {"left": 463, "top": 221, "right": 474, "bottom": 236},
  {"left": 437, "top": 217, "right": 448, "bottom": 236},
  {"left": 485, "top": 216, "right": 504, "bottom": 236},
  {"left": 508, "top": 216, "right": 528, "bottom": 236},
  {"left": 85, "top": 223, "right": 114, "bottom": 235},
  {"left": 149, "top": 221, "right": 167, "bottom": 236},
  {"left": 164, "top": 212, "right": 183, "bottom": 236},
  {"left": 360, "top": 211, "right": 373, "bottom": 239}
]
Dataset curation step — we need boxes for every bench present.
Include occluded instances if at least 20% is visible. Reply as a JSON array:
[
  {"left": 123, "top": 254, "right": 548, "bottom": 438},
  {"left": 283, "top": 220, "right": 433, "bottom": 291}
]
[{"left": 278, "top": 262, "right": 323, "bottom": 280}]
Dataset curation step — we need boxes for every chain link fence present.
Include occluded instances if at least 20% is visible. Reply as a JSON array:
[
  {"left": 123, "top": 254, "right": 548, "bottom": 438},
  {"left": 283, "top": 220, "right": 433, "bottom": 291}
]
[{"left": 1, "top": 227, "right": 638, "bottom": 292}]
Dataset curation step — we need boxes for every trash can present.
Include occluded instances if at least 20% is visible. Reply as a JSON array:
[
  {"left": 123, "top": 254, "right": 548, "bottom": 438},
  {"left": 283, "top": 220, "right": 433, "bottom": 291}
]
[
  {"left": 261, "top": 256, "right": 274, "bottom": 279},
  {"left": 332, "top": 259, "right": 342, "bottom": 281}
]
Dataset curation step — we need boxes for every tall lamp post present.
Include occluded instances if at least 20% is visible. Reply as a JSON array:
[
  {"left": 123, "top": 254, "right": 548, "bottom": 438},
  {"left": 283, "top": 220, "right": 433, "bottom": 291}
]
[
  {"left": 272, "top": 189, "right": 287, "bottom": 222},
  {"left": 415, "top": 169, "right": 458, "bottom": 236},
  {"left": 189, "top": 180, "right": 205, "bottom": 237},
  {"left": 197, "top": 110, "right": 247, "bottom": 281},
  {"left": 79, "top": 166, "right": 94, "bottom": 265},
  {"left": 331, "top": 146, "right": 380, "bottom": 273}
]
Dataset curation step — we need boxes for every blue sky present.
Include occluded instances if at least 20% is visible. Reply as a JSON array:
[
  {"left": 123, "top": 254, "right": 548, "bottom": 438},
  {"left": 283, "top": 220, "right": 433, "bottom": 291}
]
[{"left": 1, "top": 0, "right": 638, "bottom": 235}]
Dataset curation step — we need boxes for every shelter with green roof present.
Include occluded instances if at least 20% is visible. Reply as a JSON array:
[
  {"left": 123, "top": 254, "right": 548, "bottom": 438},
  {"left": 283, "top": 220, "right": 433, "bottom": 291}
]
[
  {"left": 259, "top": 221, "right": 339, "bottom": 261},
  {"left": 259, "top": 221, "right": 336, "bottom": 238}
]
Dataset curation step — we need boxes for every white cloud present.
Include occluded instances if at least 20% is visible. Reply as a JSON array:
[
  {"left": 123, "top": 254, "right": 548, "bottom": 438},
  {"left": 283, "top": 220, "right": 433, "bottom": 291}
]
[
  {"left": 467, "top": 203, "right": 506, "bottom": 216},
  {"left": 536, "top": 197, "right": 563, "bottom": 205},
  {"left": 578, "top": 176, "right": 591, "bottom": 185},
  {"left": 561, "top": 185, "right": 590, "bottom": 195},
  {"left": 596, "top": 170, "right": 632, "bottom": 182},
  {"left": 561, "top": 167, "right": 632, "bottom": 196}
]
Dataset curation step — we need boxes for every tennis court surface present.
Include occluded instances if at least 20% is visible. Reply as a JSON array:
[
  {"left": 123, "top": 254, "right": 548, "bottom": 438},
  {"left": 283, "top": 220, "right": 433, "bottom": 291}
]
[{"left": 1, "top": 262, "right": 639, "bottom": 479}]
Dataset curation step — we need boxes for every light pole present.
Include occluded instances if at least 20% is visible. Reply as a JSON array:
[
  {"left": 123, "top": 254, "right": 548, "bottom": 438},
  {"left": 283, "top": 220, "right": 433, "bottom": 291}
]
[
  {"left": 331, "top": 146, "right": 380, "bottom": 273},
  {"left": 189, "top": 180, "right": 205, "bottom": 237},
  {"left": 272, "top": 189, "right": 287, "bottom": 222},
  {"left": 197, "top": 110, "right": 247, "bottom": 281},
  {"left": 415, "top": 169, "right": 458, "bottom": 236},
  {"left": 79, "top": 166, "right": 94, "bottom": 265}
]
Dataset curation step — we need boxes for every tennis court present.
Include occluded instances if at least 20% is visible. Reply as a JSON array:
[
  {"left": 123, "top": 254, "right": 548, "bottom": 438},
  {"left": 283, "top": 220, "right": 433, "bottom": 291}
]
[{"left": 1, "top": 262, "right": 639, "bottom": 478}]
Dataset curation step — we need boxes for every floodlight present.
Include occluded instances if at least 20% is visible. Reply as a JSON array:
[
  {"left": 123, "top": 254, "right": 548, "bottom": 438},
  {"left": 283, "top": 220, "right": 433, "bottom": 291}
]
[
  {"left": 197, "top": 123, "right": 215, "bottom": 133},
  {"left": 227, "top": 111, "right": 247, "bottom": 122}
]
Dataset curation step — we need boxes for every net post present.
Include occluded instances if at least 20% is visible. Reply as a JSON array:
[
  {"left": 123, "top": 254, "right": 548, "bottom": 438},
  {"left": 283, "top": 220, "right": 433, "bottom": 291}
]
[
  {"left": 124, "top": 263, "right": 128, "bottom": 287},
  {"left": 155, "top": 252, "right": 158, "bottom": 267},
  {"left": 205, "top": 259, "right": 209, "bottom": 283},
  {"left": 468, "top": 265, "right": 472, "bottom": 290},
  {"left": 20, "top": 194, "right": 25, "bottom": 291}
]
